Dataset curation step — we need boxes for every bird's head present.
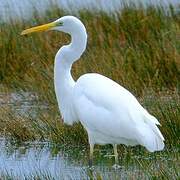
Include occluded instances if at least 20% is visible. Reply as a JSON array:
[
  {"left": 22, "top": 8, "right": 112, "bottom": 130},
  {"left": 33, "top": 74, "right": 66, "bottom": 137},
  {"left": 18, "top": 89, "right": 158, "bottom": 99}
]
[{"left": 21, "top": 16, "right": 86, "bottom": 36}]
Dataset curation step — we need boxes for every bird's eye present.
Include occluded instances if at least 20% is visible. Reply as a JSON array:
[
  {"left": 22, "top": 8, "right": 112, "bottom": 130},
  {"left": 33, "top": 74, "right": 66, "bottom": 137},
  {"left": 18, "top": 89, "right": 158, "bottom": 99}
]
[{"left": 56, "top": 21, "right": 63, "bottom": 26}]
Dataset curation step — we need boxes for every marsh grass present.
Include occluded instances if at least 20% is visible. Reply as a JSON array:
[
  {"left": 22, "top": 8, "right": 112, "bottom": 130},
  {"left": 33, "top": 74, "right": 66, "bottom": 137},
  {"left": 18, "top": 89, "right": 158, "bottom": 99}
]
[
  {"left": 0, "top": 1, "right": 179, "bottom": 150},
  {"left": 0, "top": 1, "right": 180, "bottom": 148},
  {"left": 0, "top": 90, "right": 179, "bottom": 148},
  {"left": 0, "top": 3, "right": 179, "bottom": 100},
  {"left": 0, "top": 2, "right": 179, "bottom": 179}
]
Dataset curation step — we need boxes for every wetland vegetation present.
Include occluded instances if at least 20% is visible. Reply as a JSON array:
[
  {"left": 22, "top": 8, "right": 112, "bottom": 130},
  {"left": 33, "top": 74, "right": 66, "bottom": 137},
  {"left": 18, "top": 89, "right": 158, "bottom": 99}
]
[{"left": 0, "top": 1, "right": 179, "bottom": 179}]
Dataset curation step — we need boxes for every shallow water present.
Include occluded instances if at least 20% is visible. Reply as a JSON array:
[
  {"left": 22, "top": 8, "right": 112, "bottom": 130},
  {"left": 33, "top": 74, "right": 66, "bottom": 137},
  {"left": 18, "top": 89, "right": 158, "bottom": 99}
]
[
  {"left": 0, "top": 139, "right": 179, "bottom": 179},
  {"left": 0, "top": 91, "right": 49, "bottom": 118},
  {"left": 0, "top": 0, "right": 179, "bottom": 22},
  {"left": 0, "top": 91, "right": 179, "bottom": 179},
  {"left": 0, "top": 140, "right": 87, "bottom": 179}
]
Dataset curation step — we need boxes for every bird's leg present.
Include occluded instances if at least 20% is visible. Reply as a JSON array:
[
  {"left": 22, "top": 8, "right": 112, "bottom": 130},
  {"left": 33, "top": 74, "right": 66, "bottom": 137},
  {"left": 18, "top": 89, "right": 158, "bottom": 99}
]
[
  {"left": 89, "top": 143, "right": 94, "bottom": 167},
  {"left": 113, "top": 144, "right": 118, "bottom": 164}
]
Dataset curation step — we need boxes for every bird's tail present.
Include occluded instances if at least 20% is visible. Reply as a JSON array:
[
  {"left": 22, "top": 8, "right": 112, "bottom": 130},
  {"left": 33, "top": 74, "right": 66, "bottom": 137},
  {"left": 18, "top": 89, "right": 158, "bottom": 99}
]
[{"left": 137, "top": 114, "right": 165, "bottom": 152}]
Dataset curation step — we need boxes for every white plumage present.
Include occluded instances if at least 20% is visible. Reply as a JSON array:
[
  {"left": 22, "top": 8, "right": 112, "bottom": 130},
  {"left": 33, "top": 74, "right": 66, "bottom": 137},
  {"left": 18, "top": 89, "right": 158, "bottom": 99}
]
[
  {"left": 73, "top": 73, "right": 164, "bottom": 152},
  {"left": 21, "top": 15, "right": 165, "bottom": 165}
]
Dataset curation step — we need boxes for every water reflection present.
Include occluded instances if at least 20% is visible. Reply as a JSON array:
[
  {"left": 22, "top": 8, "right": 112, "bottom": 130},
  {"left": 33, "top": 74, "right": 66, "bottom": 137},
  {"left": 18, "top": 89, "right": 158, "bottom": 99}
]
[
  {"left": 0, "top": 140, "right": 88, "bottom": 179},
  {"left": 0, "top": 139, "right": 179, "bottom": 179}
]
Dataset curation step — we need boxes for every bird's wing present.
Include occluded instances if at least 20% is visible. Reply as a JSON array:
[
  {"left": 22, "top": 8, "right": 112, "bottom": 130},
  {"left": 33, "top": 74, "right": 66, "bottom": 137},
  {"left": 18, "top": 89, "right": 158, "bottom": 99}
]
[
  {"left": 73, "top": 73, "right": 144, "bottom": 140},
  {"left": 73, "top": 73, "right": 164, "bottom": 151}
]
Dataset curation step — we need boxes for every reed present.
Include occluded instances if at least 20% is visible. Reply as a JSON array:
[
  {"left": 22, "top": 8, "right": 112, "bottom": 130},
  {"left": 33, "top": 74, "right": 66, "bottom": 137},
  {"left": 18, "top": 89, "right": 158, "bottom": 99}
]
[{"left": 0, "top": 4, "right": 179, "bottom": 178}]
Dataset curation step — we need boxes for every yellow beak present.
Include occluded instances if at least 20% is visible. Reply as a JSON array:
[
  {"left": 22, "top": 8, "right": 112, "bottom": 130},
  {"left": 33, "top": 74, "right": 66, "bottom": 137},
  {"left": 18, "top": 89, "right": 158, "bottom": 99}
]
[{"left": 21, "top": 22, "right": 56, "bottom": 35}]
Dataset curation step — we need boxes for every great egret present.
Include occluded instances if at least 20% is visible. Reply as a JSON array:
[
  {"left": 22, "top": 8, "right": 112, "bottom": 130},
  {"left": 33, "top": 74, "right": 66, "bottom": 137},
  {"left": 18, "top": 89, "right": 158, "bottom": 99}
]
[{"left": 21, "top": 16, "right": 164, "bottom": 165}]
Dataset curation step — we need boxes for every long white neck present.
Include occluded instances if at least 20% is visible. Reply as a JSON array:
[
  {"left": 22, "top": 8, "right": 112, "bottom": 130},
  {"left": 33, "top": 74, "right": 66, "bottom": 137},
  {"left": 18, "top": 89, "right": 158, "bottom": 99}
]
[{"left": 54, "top": 25, "right": 87, "bottom": 124}]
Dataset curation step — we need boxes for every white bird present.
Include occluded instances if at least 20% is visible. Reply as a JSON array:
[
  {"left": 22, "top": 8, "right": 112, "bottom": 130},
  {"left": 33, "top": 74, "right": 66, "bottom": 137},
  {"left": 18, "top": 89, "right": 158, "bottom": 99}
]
[{"left": 21, "top": 16, "right": 164, "bottom": 165}]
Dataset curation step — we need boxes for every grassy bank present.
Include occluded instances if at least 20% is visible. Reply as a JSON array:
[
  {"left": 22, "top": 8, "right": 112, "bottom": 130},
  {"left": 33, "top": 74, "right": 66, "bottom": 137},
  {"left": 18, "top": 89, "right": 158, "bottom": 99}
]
[{"left": 0, "top": 2, "right": 179, "bottom": 151}]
